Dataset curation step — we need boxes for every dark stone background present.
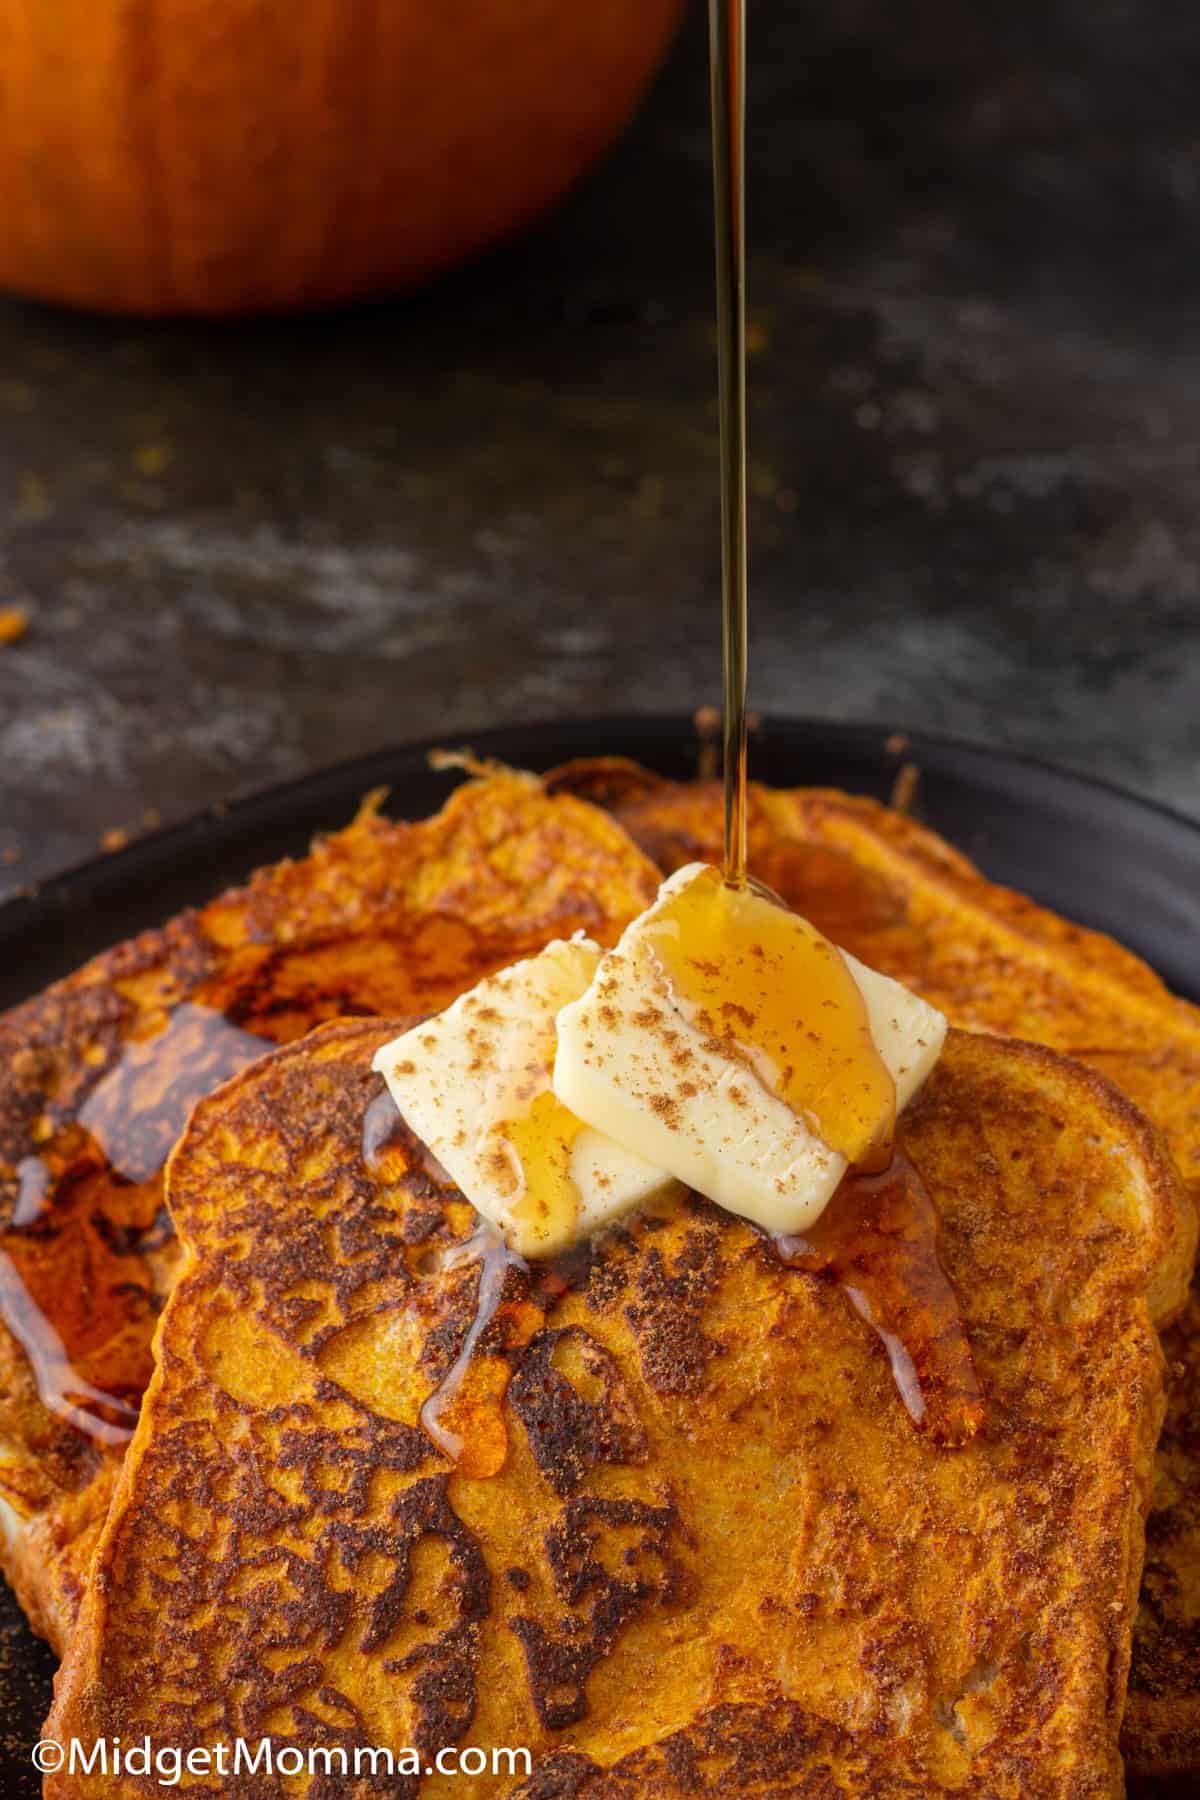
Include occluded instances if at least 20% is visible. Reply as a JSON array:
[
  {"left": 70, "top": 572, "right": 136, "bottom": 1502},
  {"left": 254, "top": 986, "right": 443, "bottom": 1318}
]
[{"left": 1, "top": 0, "right": 1198, "bottom": 899}]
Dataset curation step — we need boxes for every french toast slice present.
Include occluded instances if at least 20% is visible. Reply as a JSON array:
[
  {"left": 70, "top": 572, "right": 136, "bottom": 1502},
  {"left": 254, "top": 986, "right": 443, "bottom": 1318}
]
[
  {"left": 548, "top": 758, "right": 1200, "bottom": 1785},
  {"left": 5, "top": 754, "right": 1199, "bottom": 1783},
  {"left": 45, "top": 1020, "right": 1193, "bottom": 1798},
  {"left": 0, "top": 773, "right": 660, "bottom": 1655}
]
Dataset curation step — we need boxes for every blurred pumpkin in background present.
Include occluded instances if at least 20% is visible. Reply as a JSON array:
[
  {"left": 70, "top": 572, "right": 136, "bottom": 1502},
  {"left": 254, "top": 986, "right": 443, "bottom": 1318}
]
[{"left": 0, "top": 0, "right": 685, "bottom": 318}]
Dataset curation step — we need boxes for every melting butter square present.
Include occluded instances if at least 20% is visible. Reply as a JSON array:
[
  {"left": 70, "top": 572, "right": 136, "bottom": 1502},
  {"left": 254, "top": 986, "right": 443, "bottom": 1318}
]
[
  {"left": 553, "top": 863, "right": 947, "bottom": 1236},
  {"left": 371, "top": 938, "right": 676, "bottom": 1257}
]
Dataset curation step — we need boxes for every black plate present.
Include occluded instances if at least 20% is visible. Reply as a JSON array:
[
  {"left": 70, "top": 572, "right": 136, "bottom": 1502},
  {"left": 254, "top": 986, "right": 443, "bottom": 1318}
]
[{"left": 1, "top": 714, "right": 1197, "bottom": 1797}]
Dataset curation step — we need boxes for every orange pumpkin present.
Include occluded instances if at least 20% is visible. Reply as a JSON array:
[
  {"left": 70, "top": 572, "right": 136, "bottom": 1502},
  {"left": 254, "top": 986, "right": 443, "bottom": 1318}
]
[{"left": 0, "top": 0, "right": 685, "bottom": 317}]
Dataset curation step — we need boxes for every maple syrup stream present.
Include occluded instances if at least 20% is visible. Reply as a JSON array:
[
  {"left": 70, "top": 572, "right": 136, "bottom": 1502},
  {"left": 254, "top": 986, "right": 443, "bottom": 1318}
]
[
  {"left": 710, "top": 0, "right": 749, "bottom": 889},
  {"left": 705, "top": 0, "right": 980, "bottom": 1447},
  {"left": 402, "top": 0, "right": 981, "bottom": 1470}
]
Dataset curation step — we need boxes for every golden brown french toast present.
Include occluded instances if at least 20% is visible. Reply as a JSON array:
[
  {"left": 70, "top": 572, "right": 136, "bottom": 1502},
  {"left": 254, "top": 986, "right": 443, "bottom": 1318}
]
[
  {"left": 0, "top": 773, "right": 660, "bottom": 1655},
  {"left": 46, "top": 1019, "right": 1193, "bottom": 1797},
  {"left": 6, "top": 756, "right": 1199, "bottom": 1786},
  {"left": 548, "top": 757, "right": 1200, "bottom": 1784}
]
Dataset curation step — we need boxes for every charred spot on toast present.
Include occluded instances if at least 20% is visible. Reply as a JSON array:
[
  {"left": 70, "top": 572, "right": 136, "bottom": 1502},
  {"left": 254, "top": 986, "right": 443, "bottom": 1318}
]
[
  {"left": 509, "top": 1326, "right": 649, "bottom": 1495},
  {"left": 622, "top": 1206, "right": 724, "bottom": 1397},
  {"left": 512, "top": 1495, "right": 688, "bottom": 1731}
]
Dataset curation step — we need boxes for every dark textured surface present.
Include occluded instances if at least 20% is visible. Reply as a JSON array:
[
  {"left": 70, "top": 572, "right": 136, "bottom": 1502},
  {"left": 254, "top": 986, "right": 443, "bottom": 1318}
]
[{"left": 0, "top": 0, "right": 1198, "bottom": 893}]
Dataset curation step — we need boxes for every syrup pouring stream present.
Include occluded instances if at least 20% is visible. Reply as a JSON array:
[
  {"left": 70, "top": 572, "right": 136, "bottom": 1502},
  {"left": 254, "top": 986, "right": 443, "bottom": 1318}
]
[
  {"left": 710, "top": 0, "right": 749, "bottom": 889},
  {"left": 402, "top": 1, "right": 980, "bottom": 1467}
]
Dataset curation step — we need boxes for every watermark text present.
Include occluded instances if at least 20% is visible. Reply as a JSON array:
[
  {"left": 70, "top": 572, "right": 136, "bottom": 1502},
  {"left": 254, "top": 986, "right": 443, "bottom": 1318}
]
[{"left": 33, "top": 1736, "right": 532, "bottom": 1785}]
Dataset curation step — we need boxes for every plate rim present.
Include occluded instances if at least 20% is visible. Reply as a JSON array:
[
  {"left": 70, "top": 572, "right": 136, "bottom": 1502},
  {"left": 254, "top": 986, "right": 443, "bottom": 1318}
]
[{"left": 3, "top": 711, "right": 1197, "bottom": 931}]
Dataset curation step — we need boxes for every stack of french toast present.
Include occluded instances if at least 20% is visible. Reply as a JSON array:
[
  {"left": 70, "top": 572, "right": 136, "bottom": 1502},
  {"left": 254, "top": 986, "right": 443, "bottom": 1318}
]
[{"left": 1, "top": 759, "right": 1196, "bottom": 1797}]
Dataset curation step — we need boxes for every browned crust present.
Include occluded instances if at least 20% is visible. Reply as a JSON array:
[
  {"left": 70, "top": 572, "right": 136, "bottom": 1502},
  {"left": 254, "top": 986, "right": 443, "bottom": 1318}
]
[
  {"left": 0, "top": 774, "right": 661, "bottom": 1655},
  {"left": 3, "top": 756, "right": 1198, "bottom": 1785},
  {"left": 44, "top": 1020, "right": 1185, "bottom": 1797},
  {"left": 547, "top": 758, "right": 1200, "bottom": 1785},
  {"left": 968, "top": 1033, "right": 1196, "bottom": 1332},
  {"left": 509, "top": 1698, "right": 1103, "bottom": 1797}
]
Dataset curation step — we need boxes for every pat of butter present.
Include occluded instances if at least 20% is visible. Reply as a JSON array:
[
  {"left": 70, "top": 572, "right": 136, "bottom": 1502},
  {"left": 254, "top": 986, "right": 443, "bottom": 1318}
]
[
  {"left": 553, "top": 863, "right": 947, "bottom": 1237},
  {"left": 371, "top": 939, "right": 677, "bottom": 1258}
]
